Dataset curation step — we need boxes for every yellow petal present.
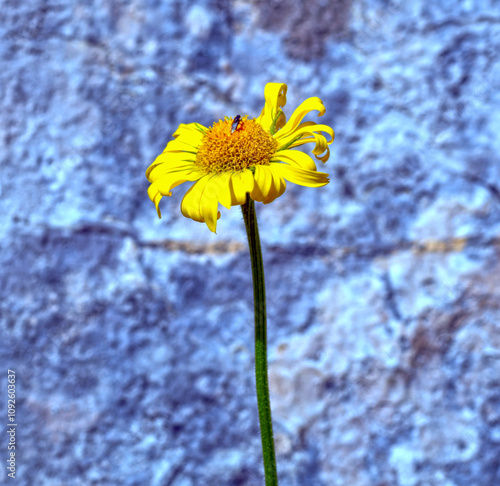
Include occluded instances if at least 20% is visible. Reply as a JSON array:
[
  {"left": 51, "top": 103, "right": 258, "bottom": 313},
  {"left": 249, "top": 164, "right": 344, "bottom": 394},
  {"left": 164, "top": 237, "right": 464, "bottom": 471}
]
[
  {"left": 147, "top": 158, "right": 197, "bottom": 182},
  {"left": 147, "top": 168, "right": 205, "bottom": 219},
  {"left": 180, "top": 175, "right": 222, "bottom": 232},
  {"left": 277, "top": 123, "right": 334, "bottom": 148},
  {"left": 250, "top": 166, "right": 272, "bottom": 202},
  {"left": 256, "top": 83, "right": 287, "bottom": 132},
  {"left": 153, "top": 192, "right": 162, "bottom": 218},
  {"left": 274, "top": 97, "right": 326, "bottom": 141},
  {"left": 270, "top": 149, "right": 317, "bottom": 171},
  {"left": 214, "top": 172, "right": 233, "bottom": 210},
  {"left": 148, "top": 169, "right": 205, "bottom": 199},
  {"left": 268, "top": 168, "right": 286, "bottom": 203},
  {"left": 146, "top": 152, "right": 197, "bottom": 180},
  {"left": 252, "top": 165, "right": 286, "bottom": 204},
  {"left": 230, "top": 170, "right": 255, "bottom": 205},
  {"left": 180, "top": 175, "right": 213, "bottom": 223},
  {"left": 270, "top": 163, "right": 329, "bottom": 187},
  {"left": 179, "top": 173, "right": 233, "bottom": 232},
  {"left": 160, "top": 124, "right": 204, "bottom": 153},
  {"left": 289, "top": 135, "right": 332, "bottom": 163},
  {"left": 277, "top": 123, "right": 335, "bottom": 163},
  {"left": 172, "top": 123, "right": 207, "bottom": 142},
  {"left": 200, "top": 176, "right": 223, "bottom": 233},
  {"left": 163, "top": 137, "right": 200, "bottom": 153}
]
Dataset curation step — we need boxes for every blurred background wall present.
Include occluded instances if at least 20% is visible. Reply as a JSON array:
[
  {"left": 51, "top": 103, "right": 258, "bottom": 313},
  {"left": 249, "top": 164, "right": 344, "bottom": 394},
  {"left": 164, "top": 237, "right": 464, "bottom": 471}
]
[{"left": 1, "top": 1, "right": 500, "bottom": 485}]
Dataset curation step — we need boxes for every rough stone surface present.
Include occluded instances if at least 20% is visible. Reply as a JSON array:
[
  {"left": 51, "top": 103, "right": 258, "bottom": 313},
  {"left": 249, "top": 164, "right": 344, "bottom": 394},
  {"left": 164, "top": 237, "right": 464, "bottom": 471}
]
[{"left": 1, "top": 1, "right": 500, "bottom": 485}]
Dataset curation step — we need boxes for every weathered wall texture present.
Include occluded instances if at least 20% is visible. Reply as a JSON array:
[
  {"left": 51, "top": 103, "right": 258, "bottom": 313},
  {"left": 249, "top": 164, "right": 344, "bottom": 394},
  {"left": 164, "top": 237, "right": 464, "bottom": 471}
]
[{"left": 1, "top": 0, "right": 500, "bottom": 485}]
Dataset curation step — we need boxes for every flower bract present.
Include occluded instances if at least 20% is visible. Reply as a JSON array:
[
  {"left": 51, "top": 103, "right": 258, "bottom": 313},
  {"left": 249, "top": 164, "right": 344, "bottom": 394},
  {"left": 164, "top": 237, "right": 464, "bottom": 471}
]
[{"left": 146, "top": 83, "right": 334, "bottom": 232}]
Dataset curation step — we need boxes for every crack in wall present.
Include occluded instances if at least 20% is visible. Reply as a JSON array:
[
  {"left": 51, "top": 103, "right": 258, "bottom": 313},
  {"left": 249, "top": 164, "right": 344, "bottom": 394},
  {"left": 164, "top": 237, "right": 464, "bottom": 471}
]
[{"left": 33, "top": 222, "right": 500, "bottom": 259}]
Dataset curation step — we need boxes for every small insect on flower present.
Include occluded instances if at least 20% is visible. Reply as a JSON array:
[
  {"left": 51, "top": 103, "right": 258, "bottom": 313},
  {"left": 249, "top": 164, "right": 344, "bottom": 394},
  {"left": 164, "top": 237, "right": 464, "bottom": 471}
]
[{"left": 231, "top": 115, "right": 242, "bottom": 134}]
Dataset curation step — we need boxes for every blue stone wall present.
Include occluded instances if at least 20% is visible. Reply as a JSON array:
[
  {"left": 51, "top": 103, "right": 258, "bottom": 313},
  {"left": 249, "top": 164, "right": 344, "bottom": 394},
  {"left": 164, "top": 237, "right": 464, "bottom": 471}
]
[{"left": 1, "top": 1, "right": 500, "bottom": 485}]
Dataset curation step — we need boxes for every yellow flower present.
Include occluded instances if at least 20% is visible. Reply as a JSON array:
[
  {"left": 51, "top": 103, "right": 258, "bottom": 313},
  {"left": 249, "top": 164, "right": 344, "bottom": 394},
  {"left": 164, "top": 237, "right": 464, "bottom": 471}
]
[{"left": 146, "top": 83, "right": 334, "bottom": 233}]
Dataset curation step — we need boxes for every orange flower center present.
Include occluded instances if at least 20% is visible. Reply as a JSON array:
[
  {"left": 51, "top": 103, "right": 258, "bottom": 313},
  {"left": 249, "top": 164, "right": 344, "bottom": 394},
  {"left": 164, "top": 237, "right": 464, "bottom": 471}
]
[{"left": 195, "top": 116, "right": 278, "bottom": 173}]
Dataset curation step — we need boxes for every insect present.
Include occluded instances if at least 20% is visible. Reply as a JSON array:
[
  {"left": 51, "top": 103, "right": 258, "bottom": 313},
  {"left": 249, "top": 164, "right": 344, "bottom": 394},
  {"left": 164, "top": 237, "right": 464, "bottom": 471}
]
[{"left": 231, "top": 115, "right": 242, "bottom": 134}]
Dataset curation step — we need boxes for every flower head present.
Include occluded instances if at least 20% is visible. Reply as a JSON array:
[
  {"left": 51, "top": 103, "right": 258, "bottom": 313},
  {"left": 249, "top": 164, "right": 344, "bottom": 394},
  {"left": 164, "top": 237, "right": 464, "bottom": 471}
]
[{"left": 146, "top": 83, "right": 334, "bottom": 232}]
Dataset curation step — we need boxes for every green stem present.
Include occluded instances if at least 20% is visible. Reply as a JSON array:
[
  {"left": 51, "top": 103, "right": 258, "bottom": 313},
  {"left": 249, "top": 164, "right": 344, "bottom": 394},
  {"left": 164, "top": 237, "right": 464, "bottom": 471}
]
[{"left": 241, "top": 194, "right": 278, "bottom": 486}]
